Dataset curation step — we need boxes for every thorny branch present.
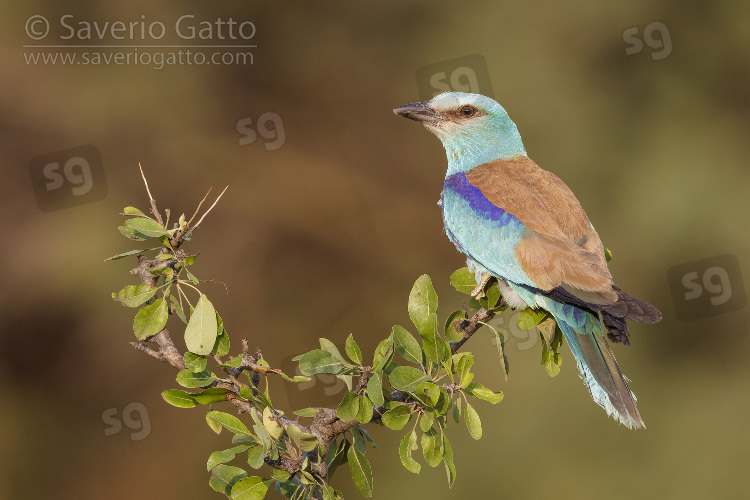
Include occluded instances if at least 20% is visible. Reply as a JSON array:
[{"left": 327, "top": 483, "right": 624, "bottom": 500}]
[{"left": 125, "top": 169, "right": 501, "bottom": 499}]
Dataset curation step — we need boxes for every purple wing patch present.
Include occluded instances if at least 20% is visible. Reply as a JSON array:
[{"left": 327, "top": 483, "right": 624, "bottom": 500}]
[{"left": 444, "top": 172, "right": 519, "bottom": 224}]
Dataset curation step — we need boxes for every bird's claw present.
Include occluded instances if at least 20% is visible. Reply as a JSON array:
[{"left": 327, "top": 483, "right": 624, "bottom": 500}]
[{"left": 470, "top": 273, "right": 492, "bottom": 299}]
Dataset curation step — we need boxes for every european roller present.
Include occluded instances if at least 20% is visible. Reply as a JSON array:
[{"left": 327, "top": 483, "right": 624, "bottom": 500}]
[{"left": 394, "top": 92, "right": 661, "bottom": 429}]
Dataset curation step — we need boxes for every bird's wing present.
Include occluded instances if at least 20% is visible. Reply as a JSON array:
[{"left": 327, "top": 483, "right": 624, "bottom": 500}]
[{"left": 445, "top": 155, "right": 616, "bottom": 305}]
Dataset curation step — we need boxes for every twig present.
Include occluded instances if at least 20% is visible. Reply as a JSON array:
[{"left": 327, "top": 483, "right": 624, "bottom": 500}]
[
  {"left": 192, "top": 185, "right": 228, "bottom": 231},
  {"left": 139, "top": 163, "right": 163, "bottom": 225},
  {"left": 450, "top": 296, "right": 507, "bottom": 354},
  {"left": 170, "top": 188, "right": 212, "bottom": 248},
  {"left": 129, "top": 330, "right": 185, "bottom": 370}
]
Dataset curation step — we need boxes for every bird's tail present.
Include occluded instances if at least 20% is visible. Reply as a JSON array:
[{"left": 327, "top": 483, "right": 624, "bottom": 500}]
[
  {"left": 550, "top": 303, "right": 644, "bottom": 429},
  {"left": 602, "top": 286, "right": 662, "bottom": 346}
]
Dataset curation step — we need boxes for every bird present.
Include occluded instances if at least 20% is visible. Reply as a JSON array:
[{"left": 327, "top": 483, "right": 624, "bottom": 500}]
[{"left": 393, "top": 92, "right": 661, "bottom": 429}]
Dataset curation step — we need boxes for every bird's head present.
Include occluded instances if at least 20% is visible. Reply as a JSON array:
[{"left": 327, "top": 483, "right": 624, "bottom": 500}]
[{"left": 393, "top": 92, "right": 526, "bottom": 174}]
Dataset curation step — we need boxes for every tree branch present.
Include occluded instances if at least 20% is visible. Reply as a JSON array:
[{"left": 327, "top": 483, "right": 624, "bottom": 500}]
[
  {"left": 139, "top": 163, "right": 164, "bottom": 225},
  {"left": 450, "top": 296, "right": 507, "bottom": 354}
]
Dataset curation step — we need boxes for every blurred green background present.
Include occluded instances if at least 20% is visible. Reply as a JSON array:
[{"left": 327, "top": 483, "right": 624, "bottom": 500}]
[{"left": 2, "top": 1, "right": 749, "bottom": 498}]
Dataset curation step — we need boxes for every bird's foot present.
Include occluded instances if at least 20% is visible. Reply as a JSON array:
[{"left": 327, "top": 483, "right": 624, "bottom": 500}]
[{"left": 470, "top": 273, "right": 492, "bottom": 299}]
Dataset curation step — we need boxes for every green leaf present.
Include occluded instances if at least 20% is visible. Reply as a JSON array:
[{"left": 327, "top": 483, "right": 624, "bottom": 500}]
[
  {"left": 420, "top": 411, "right": 434, "bottom": 432},
  {"left": 269, "top": 469, "right": 291, "bottom": 482},
  {"left": 113, "top": 283, "right": 156, "bottom": 307},
  {"left": 321, "top": 485, "right": 337, "bottom": 500},
  {"left": 490, "top": 325, "right": 510, "bottom": 380},
  {"left": 231, "top": 476, "right": 272, "bottom": 500},
  {"left": 327, "top": 438, "right": 350, "bottom": 481},
  {"left": 232, "top": 434, "right": 260, "bottom": 447},
  {"left": 443, "top": 433, "right": 456, "bottom": 487},
  {"left": 276, "top": 477, "right": 302, "bottom": 498},
  {"left": 399, "top": 429, "right": 421, "bottom": 473},
  {"left": 359, "top": 426, "right": 378, "bottom": 449},
  {"left": 207, "top": 445, "right": 251, "bottom": 471},
  {"left": 336, "top": 392, "right": 359, "bottom": 421},
  {"left": 279, "top": 372, "right": 312, "bottom": 384},
  {"left": 183, "top": 351, "right": 207, "bottom": 372},
  {"left": 262, "top": 407, "right": 283, "bottom": 440},
  {"left": 549, "top": 321, "right": 564, "bottom": 352},
  {"left": 221, "top": 355, "right": 243, "bottom": 369},
  {"left": 604, "top": 247, "right": 613, "bottom": 262},
  {"left": 246, "top": 445, "right": 264, "bottom": 469},
  {"left": 518, "top": 309, "right": 549, "bottom": 330},
  {"left": 452, "top": 397, "right": 462, "bottom": 424},
  {"left": 421, "top": 427, "right": 442, "bottom": 467},
  {"left": 444, "top": 310, "right": 465, "bottom": 343},
  {"left": 465, "top": 401, "right": 482, "bottom": 440},
  {"left": 319, "top": 338, "right": 349, "bottom": 365},
  {"left": 457, "top": 354, "right": 475, "bottom": 388},
  {"left": 293, "top": 407, "right": 320, "bottom": 418},
  {"left": 193, "top": 387, "right": 230, "bottom": 404},
  {"left": 416, "top": 381, "right": 440, "bottom": 406},
  {"left": 449, "top": 267, "right": 477, "bottom": 295},
  {"left": 149, "top": 265, "right": 174, "bottom": 276},
  {"left": 133, "top": 298, "right": 168, "bottom": 340},
  {"left": 186, "top": 268, "right": 199, "bottom": 284},
  {"left": 540, "top": 332, "right": 562, "bottom": 377},
  {"left": 124, "top": 217, "right": 167, "bottom": 238},
  {"left": 105, "top": 247, "right": 158, "bottom": 261},
  {"left": 366, "top": 371, "right": 384, "bottom": 407},
  {"left": 209, "top": 465, "right": 248, "bottom": 497},
  {"left": 408, "top": 275, "right": 439, "bottom": 336},
  {"left": 123, "top": 206, "right": 146, "bottom": 216},
  {"left": 297, "top": 349, "right": 346, "bottom": 375},
  {"left": 420, "top": 336, "right": 448, "bottom": 365},
  {"left": 435, "top": 388, "right": 452, "bottom": 415},
  {"left": 184, "top": 294, "right": 218, "bottom": 355},
  {"left": 381, "top": 404, "right": 413, "bottom": 430},
  {"left": 158, "top": 235, "right": 174, "bottom": 251},
  {"left": 388, "top": 366, "right": 429, "bottom": 393},
  {"left": 286, "top": 425, "right": 318, "bottom": 452},
  {"left": 207, "top": 413, "right": 223, "bottom": 435},
  {"left": 479, "top": 282, "right": 502, "bottom": 309},
  {"left": 161, "top": 389, "right": 197, "bottom": 408},
  {"left": 465, "top": 382, "right": 504, "bottom": 404},
  {"left": 170, "top": 295, "right": 187, "bottom": 323},
  {"left": 345, "top": 334, "right": 363, "bottom": 365},
  {"left": 347, "top": 445, "right": 373, "bottom": 497},
  {"left": 300, "top": 470, "right": 315, "bottom": 485},
  {"left": 392, "top": 325, "right": 423, "bottom": 365},
  {"left": 118, "top": 225, "right": 148, "bottom": 241},
  {"left": 213, "top": 329, "right": 230, "bottom": 357},
  {"left": 207, "top": 410, "right": 252, "bottom": 435},
  {"left": 372, "top": 336, "right": 394, "bottom": 373},
  {"left": 176, "top": 369, "right": 215, "bottom": 388},
  {"left": 350, "top": 425, "right": 367, "bottom": 454},
  {"left": 357, "top": 394, "right": 374, "bottom": 424}
]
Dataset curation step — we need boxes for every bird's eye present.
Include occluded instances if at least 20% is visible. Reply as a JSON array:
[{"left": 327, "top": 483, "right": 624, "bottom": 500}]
[{"left": 460, "top": 105, "right": 477, "bottom": 117}]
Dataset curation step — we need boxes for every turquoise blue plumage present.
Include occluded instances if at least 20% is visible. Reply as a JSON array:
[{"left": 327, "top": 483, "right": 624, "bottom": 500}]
[{"left": 394, "top": 92, "right": 661, "bottom": 429}]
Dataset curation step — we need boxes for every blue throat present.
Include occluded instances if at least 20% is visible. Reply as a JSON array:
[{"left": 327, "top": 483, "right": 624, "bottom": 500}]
[{"left": 438, "top": 123, "right": 526, "bottom": 176}]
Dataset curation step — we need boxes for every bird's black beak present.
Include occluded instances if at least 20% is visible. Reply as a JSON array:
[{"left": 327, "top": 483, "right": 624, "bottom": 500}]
[{"left": 393, "top": 101, "right": 443, "bottom": 126}]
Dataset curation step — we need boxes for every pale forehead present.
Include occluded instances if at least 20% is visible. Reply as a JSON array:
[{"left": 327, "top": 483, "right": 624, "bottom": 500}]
[{"left": 428, "top": 92, "right": 505, "bottom": 114}]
